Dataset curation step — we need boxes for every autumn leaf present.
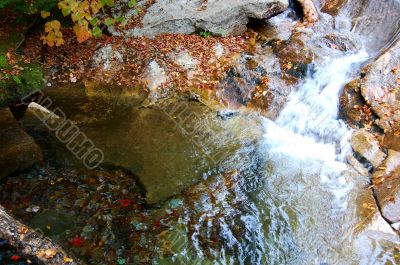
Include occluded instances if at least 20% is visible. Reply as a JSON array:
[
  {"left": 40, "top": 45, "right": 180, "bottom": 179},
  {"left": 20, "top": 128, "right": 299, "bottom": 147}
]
[
  {"left": 73, "top": 24, "right": 92, "bottom": 43},
  {"left": 41, "top": 11, "right": 50, "bottom": 18},
  {"left": 37, "top": 248, "right": 58, "bottom": 259},
  {"left": 71, "top": 235, "right": 84, "bottom": 247},
  {"left": 64, "top": 257, "right": 74, "bottom": 263},
  {"left": 90, "top": 0, "right": 104, "bottom": 13},
  {"left": 117, "top": 198, "right": 132, "bottom": 207},
  {"left": 41, "top": 20, "right": 64, "bottom": 46},
  {"left": 11, "top": 255, "right": 20, "bottom": 261}
]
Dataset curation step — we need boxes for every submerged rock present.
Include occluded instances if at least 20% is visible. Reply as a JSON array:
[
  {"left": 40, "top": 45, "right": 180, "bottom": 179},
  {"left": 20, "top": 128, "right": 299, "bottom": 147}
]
[
  {"left": 21, "top": 86, "right": 262, "bottom": 204},
  {"left": 124, "top": 0, "right": 289, "bottom": 37},
  {"left": 0, "top": 108, "right": 42, "bottom": 179}
]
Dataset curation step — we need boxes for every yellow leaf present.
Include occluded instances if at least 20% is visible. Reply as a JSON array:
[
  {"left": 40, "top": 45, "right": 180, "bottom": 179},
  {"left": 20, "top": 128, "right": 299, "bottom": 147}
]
[
  {"left": 70, "top": 1, "right": 79, "bottom": 12},
  {"left": 90, "top": 0, "right": 103, "bottom": 13},
  {"left": 56, "top": 38, "right": 65, "bottom": 46},
  {"left": 49, "top": 20, "right": 61, "bottom": 30},
  {"left": 41, "top": 11, "right": 50, "bottom": 18},
  {"left": 38, "top": 248, "right": 58, "bottom": 259},
  {"left": 63, "top": 257, "right": 74, "bottom": 263},
  {"left": 71, "top": 13, "right": 78, "bottom": 22},
  {"left": 42, "top": 21, "right": 64, "bottom": 47}
]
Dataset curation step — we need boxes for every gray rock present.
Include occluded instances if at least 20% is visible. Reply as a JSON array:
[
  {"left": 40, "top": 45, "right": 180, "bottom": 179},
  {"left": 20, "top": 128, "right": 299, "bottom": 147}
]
[
  {"left": 0, "top": 108, "right": 43, "bottom": 179},
  {"left": 315, "top": 0, "right": 400, "bottom": 54},
  {"left": 351, "top": 129, "right": 386, "bottom": 168},
  {"left": 361, "top": 39, "right": 400, "bottom": 133},
  {"left": 125, "top": 0, "right": 288, "bottom": 37}
]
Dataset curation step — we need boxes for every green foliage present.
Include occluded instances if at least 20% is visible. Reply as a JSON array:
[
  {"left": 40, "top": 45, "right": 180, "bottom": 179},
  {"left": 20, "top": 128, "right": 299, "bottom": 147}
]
[
  {"left": 128, "top": 0, "right": 137, "bottom": 8},
  {"left": 0, "top": 63, "right": 44, "bottom": 107},
  {"left": 199, "top": 30, "right": 212, "bottom": 38},
  {"left": 0, "top": 0, "right": 57, "bottom": 14},
  {"left": 0, "top": 55, "right": 7, "bottom": 68},
  {"left": 215, "top": 28, "right": 227, "bottom": 36}
]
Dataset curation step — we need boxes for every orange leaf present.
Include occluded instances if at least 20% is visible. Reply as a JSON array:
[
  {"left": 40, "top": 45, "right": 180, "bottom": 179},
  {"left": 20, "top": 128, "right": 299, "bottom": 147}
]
[{"left": 73, "top": 25, "right": 92, "bottom": 43}]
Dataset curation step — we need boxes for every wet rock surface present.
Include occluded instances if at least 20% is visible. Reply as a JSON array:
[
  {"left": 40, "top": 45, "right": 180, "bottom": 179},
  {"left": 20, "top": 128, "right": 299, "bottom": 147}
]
[
  {"left": 319, "top": 0, "right": 348, "bottom": 16},
  {"left": 0, "top": 108, "right": 43, "bottom": 179},
  {"left": 0, "top": 205, "right": 76, "bottom": 265},
  {"left": 21, "top": 86, "right": 262, "bottom": 204},
  {"left": 372, "top": 150, "right": 400, "bottom": 224},
  {"left": 351, "top": 129, "right": 386, "bottom": 169},
  {"left": 339, "top": 79, "right": 372, "bottom": 129},
  {"left": 123, "top": 0, "right": 289, "bottom": 37}
]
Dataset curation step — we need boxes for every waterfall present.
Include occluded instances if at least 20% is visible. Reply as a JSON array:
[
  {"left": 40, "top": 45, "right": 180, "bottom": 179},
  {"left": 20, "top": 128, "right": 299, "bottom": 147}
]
[{"left": 264, "top": 51, "right": 368, "bottom": 163}]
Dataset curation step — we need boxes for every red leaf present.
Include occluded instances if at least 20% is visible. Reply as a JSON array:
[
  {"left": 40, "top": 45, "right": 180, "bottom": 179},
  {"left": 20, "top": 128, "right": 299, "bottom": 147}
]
[
  {"left": 11, "top": 255, "right": 20, "bottom": 261},
  {"left": 154, "top": 219, "right": 161, "bottom": 228},
  {"left": 117, "top": 199, "right": 132, "bottom": 207},
  {"left": 71, "top": 235, "right": 84, "bottom": 247}
]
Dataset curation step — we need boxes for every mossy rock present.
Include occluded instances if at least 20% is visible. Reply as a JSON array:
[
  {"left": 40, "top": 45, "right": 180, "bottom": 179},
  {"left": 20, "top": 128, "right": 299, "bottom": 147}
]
[
  {"left": 0, "top": 20, "right": 45, "bottom": 107},
  {"left": 0, "top": 63, "right": 44, "bottom": 107}
]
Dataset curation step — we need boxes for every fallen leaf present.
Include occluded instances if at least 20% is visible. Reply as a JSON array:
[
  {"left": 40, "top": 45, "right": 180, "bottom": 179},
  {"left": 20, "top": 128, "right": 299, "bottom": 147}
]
[
  {"left": 63, "top": 257, "right": 74, "bottom": 262},
  {"left": 11, "top": 255, "right": 20, "bottom": 261},
  {"left": 71, "top": 235, "right": 84, "bottom": 247},
  {"left": 41, "top": 11, "right": 50, "bottom": 18},
  {"left": 38, "top": 248, "right": 57, "bottom": 259}
]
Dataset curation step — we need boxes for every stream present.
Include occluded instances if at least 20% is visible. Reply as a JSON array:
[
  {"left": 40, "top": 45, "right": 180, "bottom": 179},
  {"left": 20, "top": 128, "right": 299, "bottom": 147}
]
[{"left": 1, "top": 1, "right": 400, "bottom": 265}]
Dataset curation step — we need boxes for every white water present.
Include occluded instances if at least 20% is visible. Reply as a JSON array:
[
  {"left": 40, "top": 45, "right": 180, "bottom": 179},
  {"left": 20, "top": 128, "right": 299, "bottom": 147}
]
[
  {"left": 265, "top": 51, "right": 368, "bottom": 162},
  {"left": 259, "top": 51, "right": 376, "bottom": 263},
  {"left": 262, "top": 51, "right": 369, "bottom": 209}
]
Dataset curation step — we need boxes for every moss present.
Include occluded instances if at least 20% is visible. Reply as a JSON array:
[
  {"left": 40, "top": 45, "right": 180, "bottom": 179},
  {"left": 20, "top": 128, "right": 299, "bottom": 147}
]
[
  {"left": 0, "top": 63, "right": 44, "bottom": 107},
  {"left": 0, "top": 23, "right": 44, "bottom": 107},
  {"left": 0, "top": 31, "right": 24, "bottom": 53}
]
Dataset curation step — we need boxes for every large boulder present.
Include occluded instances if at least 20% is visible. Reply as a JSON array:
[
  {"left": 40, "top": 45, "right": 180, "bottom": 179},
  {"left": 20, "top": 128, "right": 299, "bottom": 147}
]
[
  {"left": 0, "top": 108, "right": 42, "bottom": 179},
  {"left": 361, "top": 39, "right": 400, "bottom": 133},
  {"left": 314, "top": 0, "right": 400, "bottom": 54},
  {"left": 124, "top": 0, "right": 289, "bottom": 37}
]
